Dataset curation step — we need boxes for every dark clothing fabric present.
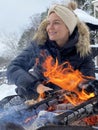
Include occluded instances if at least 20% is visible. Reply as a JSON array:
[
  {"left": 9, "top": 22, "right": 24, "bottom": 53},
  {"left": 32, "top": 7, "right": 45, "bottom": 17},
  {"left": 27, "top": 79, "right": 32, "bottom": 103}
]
[
  {"left": 7, "top": 29, "right": 95, "bottom": 100},
  {"left": 92, "top": 47, "right": 98, "bottom": 58}
]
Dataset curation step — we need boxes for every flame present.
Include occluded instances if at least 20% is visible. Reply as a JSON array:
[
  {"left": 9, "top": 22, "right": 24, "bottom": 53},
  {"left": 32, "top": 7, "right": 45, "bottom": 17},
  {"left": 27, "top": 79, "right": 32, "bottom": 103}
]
[{"left": 42, "top": 56, "right": 95, "bottom": 106}]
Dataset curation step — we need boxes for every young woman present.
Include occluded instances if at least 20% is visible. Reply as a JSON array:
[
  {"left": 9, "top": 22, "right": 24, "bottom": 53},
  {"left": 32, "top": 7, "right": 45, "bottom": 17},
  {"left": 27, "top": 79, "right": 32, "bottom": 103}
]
[{"left": 7, "top": 2, "right": 95, "bottom": 100}]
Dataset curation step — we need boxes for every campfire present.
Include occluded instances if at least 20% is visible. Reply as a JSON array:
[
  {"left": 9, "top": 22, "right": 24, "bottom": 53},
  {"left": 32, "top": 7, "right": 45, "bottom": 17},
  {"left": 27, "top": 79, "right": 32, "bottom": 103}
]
[
  {"left": 40, "top": 56, "right": 98, "bottom": 126},
  {"left": 23, "top": 55, "right": 98, "bottom": 129},
  {"left": 42, "top": 56, "right": 95, "bottom": 105},
  {"left": 1, "top": 56, "right": 98, "bottom": 130}
]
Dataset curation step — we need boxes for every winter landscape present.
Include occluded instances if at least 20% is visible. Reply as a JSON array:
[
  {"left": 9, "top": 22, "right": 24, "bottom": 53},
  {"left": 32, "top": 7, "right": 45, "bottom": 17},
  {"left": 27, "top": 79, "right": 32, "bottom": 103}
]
[
  {"left": 0, "top": 0, "right": 98, "bottom": 129},
  {"left": 0, "top": 0, "right": 65, "bottom": 101},
  {"left": 0, "top": 0, "right": 98, "bottom": 101}
]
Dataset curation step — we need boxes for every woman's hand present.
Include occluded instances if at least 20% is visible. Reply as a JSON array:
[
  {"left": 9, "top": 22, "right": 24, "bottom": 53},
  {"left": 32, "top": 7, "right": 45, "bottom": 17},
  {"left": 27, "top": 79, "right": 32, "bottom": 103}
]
[
  {"left": 25, "top": 84, "right": 53, "bottom": 106},
  {"left": 37, "top": 84, "right": 53, "bottom": 94}
]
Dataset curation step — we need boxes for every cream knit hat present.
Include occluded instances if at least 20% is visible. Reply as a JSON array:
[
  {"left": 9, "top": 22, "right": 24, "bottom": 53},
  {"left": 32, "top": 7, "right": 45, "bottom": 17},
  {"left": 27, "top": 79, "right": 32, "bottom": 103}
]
[{"left": 48, "top": 2, "right": 78, "bottom": 35}]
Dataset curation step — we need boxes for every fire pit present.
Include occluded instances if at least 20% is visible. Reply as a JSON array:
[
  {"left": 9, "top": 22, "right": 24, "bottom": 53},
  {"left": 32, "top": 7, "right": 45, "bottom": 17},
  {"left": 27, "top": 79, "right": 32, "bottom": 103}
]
[{"left": 0, "top": 56, "right": 98, "bottom": 130}]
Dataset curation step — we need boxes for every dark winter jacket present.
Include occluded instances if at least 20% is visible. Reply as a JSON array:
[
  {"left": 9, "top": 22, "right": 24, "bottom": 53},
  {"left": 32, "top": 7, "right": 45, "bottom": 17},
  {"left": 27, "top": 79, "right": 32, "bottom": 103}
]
[{"left": 7, "top": 20, "right": 95, "bottom": 100}]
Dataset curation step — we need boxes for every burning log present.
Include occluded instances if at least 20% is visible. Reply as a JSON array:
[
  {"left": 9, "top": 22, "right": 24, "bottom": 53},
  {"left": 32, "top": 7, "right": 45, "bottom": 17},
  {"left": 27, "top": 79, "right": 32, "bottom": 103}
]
[
  {"left": 28, "top": 97, "right": 98, "bottom": 129},
  {"left": 53, "top": 96, "right": 98, "bottom": 125},
  {"left": 25, "top": 79, "right": 98, "bottom": 130},
  {"left": 26, "top": 53, "right": 98, "bottom": 129},
  {"left": 29, "top": 96, "right": 98, "bottom": 129},
  {"left": 26, "top": 90, "right": 68, "bottom": 109}
]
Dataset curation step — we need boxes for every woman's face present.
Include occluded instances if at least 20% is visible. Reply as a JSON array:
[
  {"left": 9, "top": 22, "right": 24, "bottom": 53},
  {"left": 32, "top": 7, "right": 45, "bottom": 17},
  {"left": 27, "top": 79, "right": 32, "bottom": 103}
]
[{"left": 46, "top": 12, "right": 69, "bottom": 47}]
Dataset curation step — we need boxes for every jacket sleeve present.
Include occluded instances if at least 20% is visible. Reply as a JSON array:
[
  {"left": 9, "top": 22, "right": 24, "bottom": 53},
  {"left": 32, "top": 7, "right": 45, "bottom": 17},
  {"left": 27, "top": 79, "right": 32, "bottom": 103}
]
[
  {"left": 7, "top": 42, "right": 43, "bottom": 100},
  {"left": 79, "top": 54, "right": 95, "bottom": 78}
]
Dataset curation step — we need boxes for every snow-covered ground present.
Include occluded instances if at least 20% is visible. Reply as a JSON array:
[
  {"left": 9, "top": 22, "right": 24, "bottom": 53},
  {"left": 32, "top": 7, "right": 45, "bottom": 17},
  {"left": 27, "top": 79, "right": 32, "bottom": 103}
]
[
  {"left": 0, "top": 84, "right": 17, "bottom": 100},
  {"left": 96, "top": 73, "right": 98, "bottom": 79}
]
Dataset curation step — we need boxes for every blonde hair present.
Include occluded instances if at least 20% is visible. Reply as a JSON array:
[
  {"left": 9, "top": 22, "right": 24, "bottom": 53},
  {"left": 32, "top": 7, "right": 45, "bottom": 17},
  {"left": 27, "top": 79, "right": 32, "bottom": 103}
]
[{"left": 33, "top": 19, "right": 48, "bottom": 44}]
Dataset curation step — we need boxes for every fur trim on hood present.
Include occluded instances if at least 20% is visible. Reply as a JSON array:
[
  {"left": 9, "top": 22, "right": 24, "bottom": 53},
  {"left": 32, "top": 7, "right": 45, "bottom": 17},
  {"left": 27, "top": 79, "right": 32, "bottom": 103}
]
[{"left": 33, "top": 19, "right": 91, "bottom": 57}]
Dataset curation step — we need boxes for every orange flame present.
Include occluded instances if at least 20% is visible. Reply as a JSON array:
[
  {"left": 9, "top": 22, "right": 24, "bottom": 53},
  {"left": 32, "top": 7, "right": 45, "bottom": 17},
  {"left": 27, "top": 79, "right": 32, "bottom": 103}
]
[{"left": 43, "top": 56, "right": 95, "bottom": 106}]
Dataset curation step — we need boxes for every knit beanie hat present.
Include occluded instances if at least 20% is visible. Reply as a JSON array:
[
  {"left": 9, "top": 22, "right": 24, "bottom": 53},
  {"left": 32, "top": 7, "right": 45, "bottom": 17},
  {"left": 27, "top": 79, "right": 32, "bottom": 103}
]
[{"left": 48, "top": 2, "right": 78, "bottom": 35}]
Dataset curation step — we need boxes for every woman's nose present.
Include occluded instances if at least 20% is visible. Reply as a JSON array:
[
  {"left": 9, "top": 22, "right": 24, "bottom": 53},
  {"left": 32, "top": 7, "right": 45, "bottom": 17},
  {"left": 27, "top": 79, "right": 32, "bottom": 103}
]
[{"left": 48, "top": 23, "right": 54, "bottom": 29}]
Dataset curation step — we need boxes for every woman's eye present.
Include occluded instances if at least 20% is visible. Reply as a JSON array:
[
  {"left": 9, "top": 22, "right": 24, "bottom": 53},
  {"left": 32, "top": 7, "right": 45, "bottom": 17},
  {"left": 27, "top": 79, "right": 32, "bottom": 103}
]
[
  {"left": 47, "top": 22, "right": 50, "bottom": 25},
  {"left": 54, "top": 21, "right": 60, "bottom": 24},
  {"left": 47, "top": 21, "right": 61, "bottom": 27}
]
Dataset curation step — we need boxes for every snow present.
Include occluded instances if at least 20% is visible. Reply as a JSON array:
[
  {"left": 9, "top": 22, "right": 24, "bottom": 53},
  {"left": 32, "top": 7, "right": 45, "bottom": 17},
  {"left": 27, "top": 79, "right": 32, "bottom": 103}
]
[
  {"left": 74, "top": 8, "right": 98, "bottom": 25},
  {"left": 0, "top": 84, "right": 17, "bottom": 100},
  {"left": 96, "top": 73, "right": 98, "bottom": 78},
  {"left": 90, "top": 44, "right": 98, "bottom": 47},
  {"left": 0, "top": 44, "right": 8, "bottom": 57},
  {"left": 92, "top": 0, "right": 98, "bottom": 4}
]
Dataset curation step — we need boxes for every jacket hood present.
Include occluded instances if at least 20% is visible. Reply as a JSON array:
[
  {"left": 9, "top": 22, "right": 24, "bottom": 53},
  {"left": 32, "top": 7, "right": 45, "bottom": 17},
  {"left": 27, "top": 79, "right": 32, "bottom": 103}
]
[{"left": 33, "top": 19, "right": 91, "bottom": 57}]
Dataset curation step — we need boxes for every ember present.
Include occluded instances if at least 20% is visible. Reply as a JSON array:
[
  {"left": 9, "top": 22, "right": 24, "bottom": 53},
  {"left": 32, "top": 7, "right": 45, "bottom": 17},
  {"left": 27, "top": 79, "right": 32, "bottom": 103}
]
[
  {"left": 42, "top": 56, "right": 95, "bottom": 106},
  {"left": 84, "top": 115, "right": 98, "bottom": 126}
]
